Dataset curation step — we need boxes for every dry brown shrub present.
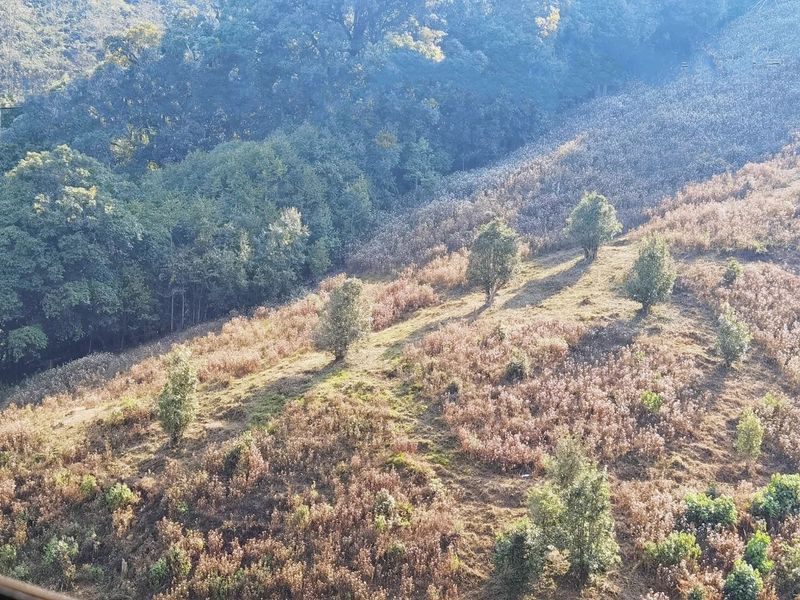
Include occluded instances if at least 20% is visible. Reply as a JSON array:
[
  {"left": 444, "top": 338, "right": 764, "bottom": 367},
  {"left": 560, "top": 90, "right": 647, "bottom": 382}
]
[
  {"left": 683, "top": 261, "right": 800, "bottom": 385},
  {"left": 369, "top": 278, "right": 439, "bottom": 331},
  {"left": 407, "top": 319, "right": 702, "bottom": 468}
]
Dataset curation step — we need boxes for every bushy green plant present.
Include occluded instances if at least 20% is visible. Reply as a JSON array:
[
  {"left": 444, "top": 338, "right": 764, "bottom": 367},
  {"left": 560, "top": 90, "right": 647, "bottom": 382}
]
[
  {"left": 466, "top": 218, "right": 520, "bottom": 306},
  {"left": 625, "top": 235, "right": 677, "bottom": 311},
  {"left": 313, "top": 278, "right": 372, "bottom": 360},
  {"left": 716, "top": 305, "right": 751, "bottom": 366},
  {"left": 723, "top": 258, "right": 743, "bottom": 287},
  {"left": 505, "top": 351, "right": 530, "bottom": 383},
  {"left": 743, "top": 530, "right": 773, "bottom": 574},
  {"left": 80, "top": 474, "right": 98, "bottom": 500},
  {"left": 43, "top": 536, "right": 79, "bottom": 588},
  {"left": 775, "top": 540, "right": 800, "bottom": 598},
  {"left": 722, "top": 560, "right": 763, "bottom": 600},
  {"left": 752, "top": 473, "right": 800, "bottom": 520},
  {"left": 641, "top": 390, "right": 664, "bottom": 414},
  {"left": 564, "top": 192, "right": 622, "bottom": 261},
  {"left": 149, "top": 558, "right": 170, "bottom": 589},
  {"left": 492, "top": 519, "right": 544, "bottom": 595},
  {"left": 735, "top": 409, "right": 763, "bottom": 463},
  {"left": 687, "top": 587, "right": 707, "bottom": 600},
  {"left": 684, "top": 492, "right": 738, "bottom": 527},
  {"left": 157, "top": 346, "right": 198, "bottom": 444},
  {"left": 105, "top": 482, "right": 138, "bottom": 511},
  {"left": 528, "top": 439, "right": 620, "bottom": 581},
  {"left": 0, "top": 544, "right": 16, "bottom": 574},
  {"left": 644, "top": 532, "right": 701, "bottom": 567}
]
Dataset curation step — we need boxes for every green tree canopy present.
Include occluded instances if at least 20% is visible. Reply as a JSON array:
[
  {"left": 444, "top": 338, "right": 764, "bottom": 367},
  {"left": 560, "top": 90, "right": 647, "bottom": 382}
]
[
  {"left": 565, "top": 192, "right": 622, "bottom": 260},
  {"left": 625, "top": 235, "right": 677, "bottom": 311},
  {"left": 466, "top": 218, "right": 520, "bottom": 306}
]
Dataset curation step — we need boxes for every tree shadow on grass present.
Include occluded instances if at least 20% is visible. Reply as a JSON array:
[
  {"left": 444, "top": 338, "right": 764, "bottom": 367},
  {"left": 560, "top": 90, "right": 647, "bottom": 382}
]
[{"left": 503, "top": 254, "right": 591, "bottom": 310}]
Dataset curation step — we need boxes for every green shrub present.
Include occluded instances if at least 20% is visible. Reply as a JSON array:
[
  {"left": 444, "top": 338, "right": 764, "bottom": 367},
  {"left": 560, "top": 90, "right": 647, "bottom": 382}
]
[
  {"left": 43, "top": 536, "right": 79, "bottom": 587},
  {"left": 164, "top": 545, "right": 191, "bottom": 581},
  {"left": 105, "top": 482, "right": 138, "bottom": 511},
  {"left": 687, "top": 587, "right": 706, "bottom": 600},
  {"left": 644, "top": 532, "right": 701, "bottom": 567},
  {"left": 684, "top": 492, "right": 738, "bottom": 527},
  {"left": 157, "top": 346, "right": 198, "bottom": 444},
  {"left": 505, "top": 351, "right": 530, "bottom": 383},
  {"left": 625, "top": 235, "right": 677, "bottom": 311},
  {"left": 492, "top": 519, "right": 544, "bottom": 595},
  {"left": 0, "top": 544, "right": 16, "bottom": 574},
  {"left": 716, "top": 305, "right": 751, "bottom": 366},
  {"left": 722, "top": 560, "right": 763, "bottom": 600},
  {"left": 775, "top": 541, "right": 800, "bottom": 598},
  {"left": 752, "top": 473, "right": 800, "bottom": 520},
  {"left": 148, "top": 557, "right": 170, "bottom": 589},
  {"left": 79, "top": 474, "right": 98, "bottom": 500},
  {"left": 735, "top": 409, "right": 763, "bottom": 463},
  {"left": 641, "top": 390, "right": 663, "bottom": 414},
  {"left": 723, "top": 259, "right": 743, "bottom": 287},
  {"left": 743, "top": 530, "right": 773, "bottom": 574}
]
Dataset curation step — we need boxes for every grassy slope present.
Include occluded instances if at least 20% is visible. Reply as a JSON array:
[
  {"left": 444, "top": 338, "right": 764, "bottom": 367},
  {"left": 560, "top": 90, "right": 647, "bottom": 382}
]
[{"left": 9, "top": 228, "right": 794, "bottom": 598}]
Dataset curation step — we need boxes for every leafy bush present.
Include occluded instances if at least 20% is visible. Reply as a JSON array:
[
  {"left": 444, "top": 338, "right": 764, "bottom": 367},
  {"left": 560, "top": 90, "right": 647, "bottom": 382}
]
[
  {"left": 466, "top": 218, "right": 520, "bottom": 306},
  {"left": 564, "top": 192, "right": 622, "bottom": 260},
  {"left": 526, "top": 440, "right": 620, "bottom": 581},
  {"left": 504, "top": 351, "right": 530, "bottom": 383},
  {"left": 722, "top": 560, "right": 763, "bottom": 600},
  {"left": 0, "top": 544, "right": 16, "bottom": 574},
  {"left": 625, "top": 235, "right": 677, "bottom": 311},
  {"left": 684, "top": 492, "right": 738, "bottom": 527},
  {"left": 157, "top": 347, "right": 198, "bottom": 444},
  {"left": 644, "top": 532, "right": 701, "bottom": 567},
  {"left": 774, "top": 540, "right": 800, "bottom": 598},
  {"left": 743, "top": 530, "right": 773, "bottom": 574},
  {"left": 641, "top": 391, "right": 664, "bottom": 414},
  {"left": 735, "top": 409, "right": 763, "bottom": 463},
  {"left": 492, "top": 519, "right": 544, "bottom": 595},
  {"left": 43, "top": 536, "right": 79, "bottom": 588},
  {"left": 751, "top": 473, "right": 800, "bottom": 520},
  {"left": 105, "top": 483, "right": 138, "bottom": 511},
  {"left": 716, "top": 305, "right": 751, "bottom": 366},
  {"left": 80, "top": 475, "right": 98, "bottom": 500},
  {"left": 723, "top": 259, "right": 743, "bottom": 286},
  {"left": 687, "top": 587, "right": 707, "bottom": 600},
  {"left": 313, "top": 278, "right": 372, "bottom": 360}
]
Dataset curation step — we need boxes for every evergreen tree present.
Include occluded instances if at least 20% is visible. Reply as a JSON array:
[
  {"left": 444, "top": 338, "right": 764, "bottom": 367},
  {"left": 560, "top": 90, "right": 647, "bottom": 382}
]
[
  {"left": 717, "top": 304, "right": 751, "bottom": 366},
  {"left": 466, "top": 219, "right": 520, "bottom": 307},
  {"left": 157, "top": 347, "right": 198, "bottom": 445},
  {"left": 313, "top": 278, "right": 372, "bottom": 361},
  {"left": 565, "top": 193, "right": 622, "bottom": 260},
  {"left": 625, "top": 235, "right": 677, "bottom": 311}
]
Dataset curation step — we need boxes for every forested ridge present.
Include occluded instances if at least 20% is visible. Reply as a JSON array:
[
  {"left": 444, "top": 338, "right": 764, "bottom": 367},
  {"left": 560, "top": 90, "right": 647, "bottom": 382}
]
[{"left": 0, "top": 0, "right": 752, "bottom": 375}]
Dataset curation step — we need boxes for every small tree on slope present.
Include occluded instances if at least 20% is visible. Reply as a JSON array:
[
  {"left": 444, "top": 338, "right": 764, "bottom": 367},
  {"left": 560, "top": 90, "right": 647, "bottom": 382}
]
[
  {"left": 717, "top": 304, "right": 751, "bottom": 367},
  {"left": 565, "top": 192, "right": 622, "bottom": 261},
  {"left": 625, "top": 235, "right": 677, "bottom": 311},
  {"left": 313, "top": 277, "right": 372, "bottom": 361},
  {"left": 157, "top": 346, "right": 198, "bottom": 445},
  {"left": 466, "top": 218, "right": 520, "bottom": 307}
]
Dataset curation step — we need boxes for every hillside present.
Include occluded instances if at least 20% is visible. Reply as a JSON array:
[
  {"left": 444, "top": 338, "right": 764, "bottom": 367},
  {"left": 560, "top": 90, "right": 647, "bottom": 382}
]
[
  {"left": 0, "top": 0, "right": 759, "bottom": 376},
  {"left": 351, "top": 0, "right": 800, "bottom": 272},
  {"left": 2, "top": 142, "right": 800, "bottom": 598}
]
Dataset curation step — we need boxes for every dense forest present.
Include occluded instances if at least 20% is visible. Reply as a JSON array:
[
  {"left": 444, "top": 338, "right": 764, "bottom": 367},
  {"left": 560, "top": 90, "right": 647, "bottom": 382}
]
[{"left": 0, "top": 0, "right": 754, "bottom": 375}]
